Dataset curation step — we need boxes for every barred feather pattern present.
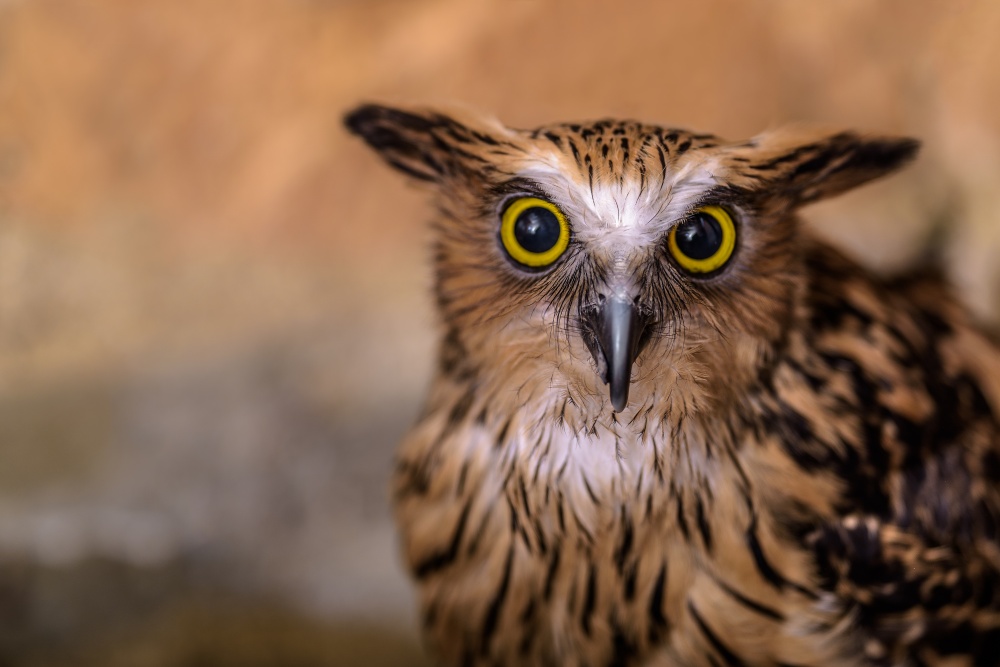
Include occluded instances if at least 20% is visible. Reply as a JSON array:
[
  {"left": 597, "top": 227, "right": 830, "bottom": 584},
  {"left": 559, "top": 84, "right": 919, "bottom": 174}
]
[{"left": 346, "top": 104, "right": 1000, "bottom": 667}]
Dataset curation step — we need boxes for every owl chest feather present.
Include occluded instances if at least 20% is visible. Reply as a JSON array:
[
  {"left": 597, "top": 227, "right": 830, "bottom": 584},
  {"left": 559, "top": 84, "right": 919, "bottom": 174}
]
[{"left": 394, "top": 387, "right": 849, "bottom": 667}]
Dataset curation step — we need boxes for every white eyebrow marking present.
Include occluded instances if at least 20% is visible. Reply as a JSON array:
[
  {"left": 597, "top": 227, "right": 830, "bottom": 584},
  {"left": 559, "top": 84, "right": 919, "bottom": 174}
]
[{"left": 513, "top": 149, "right": 723, "bottom": 253}]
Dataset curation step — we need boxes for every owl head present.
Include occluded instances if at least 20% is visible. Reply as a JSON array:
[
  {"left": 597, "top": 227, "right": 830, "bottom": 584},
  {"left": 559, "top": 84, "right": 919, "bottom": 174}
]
[{"left": 345, "top": 104, "right": 917, "bottom": 421}]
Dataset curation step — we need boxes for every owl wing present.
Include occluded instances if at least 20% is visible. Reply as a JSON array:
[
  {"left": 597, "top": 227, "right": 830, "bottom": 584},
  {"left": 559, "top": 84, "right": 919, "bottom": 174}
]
[
  {"left": 807, "top": 512, "right": 1000, "bottom": 665},
  {"left": 791, "top": 248, "right": 1000, "bottom": 663}
]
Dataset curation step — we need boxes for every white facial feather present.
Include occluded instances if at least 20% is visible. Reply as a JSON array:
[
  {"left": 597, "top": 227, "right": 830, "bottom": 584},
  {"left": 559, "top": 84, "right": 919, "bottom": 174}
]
[{"left": 514, "top": 150, "right": 723, "bottom": 262}]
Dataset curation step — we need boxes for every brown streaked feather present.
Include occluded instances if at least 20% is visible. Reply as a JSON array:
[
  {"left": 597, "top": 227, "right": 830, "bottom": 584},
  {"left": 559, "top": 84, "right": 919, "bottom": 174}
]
[{"left": 347, "top": 104, "right": 999, "bottom": 666}]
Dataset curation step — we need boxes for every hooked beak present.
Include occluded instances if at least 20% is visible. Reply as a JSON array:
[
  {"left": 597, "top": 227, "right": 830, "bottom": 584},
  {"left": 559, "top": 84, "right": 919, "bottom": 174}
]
[{"left": 586, "top": 296, "right": 649, "bottom": 412}]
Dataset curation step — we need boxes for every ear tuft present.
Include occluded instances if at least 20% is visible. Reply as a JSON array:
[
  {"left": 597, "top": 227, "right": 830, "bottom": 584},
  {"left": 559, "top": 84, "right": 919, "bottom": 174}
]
[
  {"left": 344, "top": 104, "right": 440, "bottom": 143},
  {"left": 344, "top": 103, "right": 450, "bottom": 182},
  {"left": 740, "top": 130, "right": 921, "bottom": 205},
  {"left": 838, "top": 134, "right": 920, "bottom": 177},
  {"left": 344, "top": 103, "right": 506, "bottom": 185}
]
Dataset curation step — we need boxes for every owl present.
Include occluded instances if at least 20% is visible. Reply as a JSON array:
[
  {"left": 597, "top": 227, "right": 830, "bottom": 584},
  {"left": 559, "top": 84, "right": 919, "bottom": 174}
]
[{"left": 345, "top": 104, "right": 1000, "bottom": 667}]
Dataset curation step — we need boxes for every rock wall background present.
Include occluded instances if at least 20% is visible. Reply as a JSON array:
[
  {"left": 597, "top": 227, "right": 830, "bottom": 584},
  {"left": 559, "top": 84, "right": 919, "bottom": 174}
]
[{"left": 0, "top": 1, "right": 998, "bottom": 664}]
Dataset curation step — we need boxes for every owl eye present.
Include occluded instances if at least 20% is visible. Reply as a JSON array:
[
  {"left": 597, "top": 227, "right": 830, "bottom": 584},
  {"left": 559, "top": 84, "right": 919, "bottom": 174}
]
[
  {"left": 500, "top": 197, "right": 570, "bottom": 268},
  {"left": 668, "top": 205, "right": 736, "bottom": 274}
]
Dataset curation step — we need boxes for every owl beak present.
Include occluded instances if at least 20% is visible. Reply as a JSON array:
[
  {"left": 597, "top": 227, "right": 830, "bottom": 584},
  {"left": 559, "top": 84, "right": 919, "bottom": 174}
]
[{"left": 593, "top": 295, "right": 647, "bottom": 413}]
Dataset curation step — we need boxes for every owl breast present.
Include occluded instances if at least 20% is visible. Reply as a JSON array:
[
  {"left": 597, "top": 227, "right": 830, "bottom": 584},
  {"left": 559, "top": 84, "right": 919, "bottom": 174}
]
[{"left": 394, "top": 390, "right": 847, "bottom": 667}]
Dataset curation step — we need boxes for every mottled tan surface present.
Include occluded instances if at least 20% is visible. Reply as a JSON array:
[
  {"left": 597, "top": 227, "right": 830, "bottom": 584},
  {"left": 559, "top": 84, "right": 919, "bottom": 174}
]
[{"left": 0, "top": 1, "right": 998, "bottom": 664}]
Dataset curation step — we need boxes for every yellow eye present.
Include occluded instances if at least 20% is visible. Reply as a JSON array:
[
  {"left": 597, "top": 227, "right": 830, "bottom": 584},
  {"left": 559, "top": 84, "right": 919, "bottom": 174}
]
[
  {"left": 668, "top": 205, "right": 736, "bottom": 274},
  {"left": 500, "top": 197, "right": 570, "bottom": 268}
]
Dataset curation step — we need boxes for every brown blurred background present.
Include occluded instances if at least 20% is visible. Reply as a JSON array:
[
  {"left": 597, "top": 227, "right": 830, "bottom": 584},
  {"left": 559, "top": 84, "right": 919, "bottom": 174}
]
[{"left": 0, "top": 1, "right": 999, "bottom": 665}]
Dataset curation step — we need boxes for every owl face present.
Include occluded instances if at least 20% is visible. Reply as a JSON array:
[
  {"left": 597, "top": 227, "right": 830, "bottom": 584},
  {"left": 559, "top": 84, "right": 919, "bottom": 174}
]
[{"left": 347, "top": 105, "right": 917, "bottom": 418}]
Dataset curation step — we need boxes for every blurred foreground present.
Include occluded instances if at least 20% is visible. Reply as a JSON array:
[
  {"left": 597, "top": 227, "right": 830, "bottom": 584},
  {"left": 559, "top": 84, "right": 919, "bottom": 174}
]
[
  {"left": 0, "top": 559, "right": 429, "bottom": 667},
  {"left": 1, "top": 0, "right": 999, "bottom": 664}
]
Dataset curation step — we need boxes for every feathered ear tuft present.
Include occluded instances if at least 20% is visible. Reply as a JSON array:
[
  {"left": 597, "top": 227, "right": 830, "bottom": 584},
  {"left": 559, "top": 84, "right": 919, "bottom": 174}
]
[
  {"left": 736, "top": 129, "right": 920, "bottom": 205},
  {"left": 344, "top": 103, "right": 505, "bottom": 184}
]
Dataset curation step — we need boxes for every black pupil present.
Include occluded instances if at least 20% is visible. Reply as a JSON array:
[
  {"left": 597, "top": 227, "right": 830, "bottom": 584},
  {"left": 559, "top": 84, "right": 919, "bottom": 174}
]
[
  {"left": 513, "top": 207, "right": 561, "bottom": 254},
  {"left": 675, "top": 212, "right": 723, "bottom": 260}
]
